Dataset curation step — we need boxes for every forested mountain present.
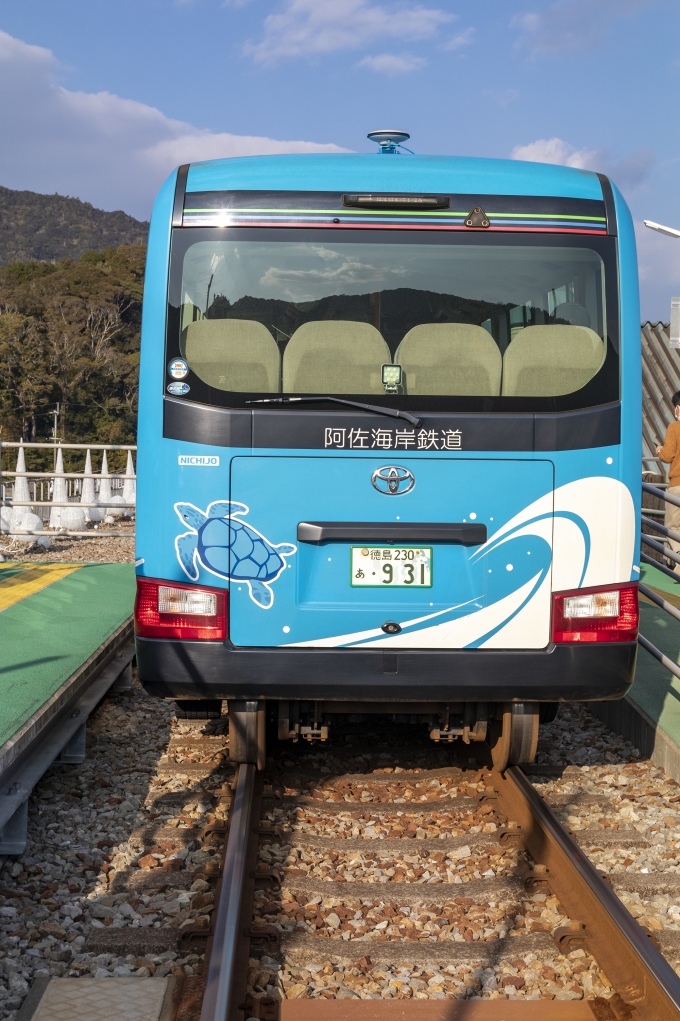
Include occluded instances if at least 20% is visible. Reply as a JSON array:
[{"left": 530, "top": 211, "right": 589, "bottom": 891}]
[
  {"left": 0, "top": 186, "right": 148, "bottom": 265},
  {"left": 0, "top": 247, "right": 144, "bottom": 470}
]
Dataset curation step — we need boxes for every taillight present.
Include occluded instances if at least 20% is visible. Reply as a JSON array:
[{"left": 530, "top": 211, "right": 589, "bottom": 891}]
[
  {"left": 134, "top": 578, "right": 227, "bottom": 640},
  {"left": 552, "top": 582, "right": 638, "bottom": 643}
]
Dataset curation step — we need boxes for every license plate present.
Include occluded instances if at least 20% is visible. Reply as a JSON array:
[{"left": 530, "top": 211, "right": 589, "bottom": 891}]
[{"left": 350, "top": 547, "right": 432, "bottom": 587}]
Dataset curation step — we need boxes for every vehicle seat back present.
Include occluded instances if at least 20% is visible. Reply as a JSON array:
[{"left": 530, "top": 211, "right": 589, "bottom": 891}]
[
  {"left": 282, "top": 321, "right": 390, "bottom": 394},
  {"left": 184, "top": 319, "right": 280, "bottom": 392},
  {"left": 501, "top": 324, "right": 605, "bottom": 397},
  {"left": 394, "top": 323, "right": 502, "bottom": 396}
]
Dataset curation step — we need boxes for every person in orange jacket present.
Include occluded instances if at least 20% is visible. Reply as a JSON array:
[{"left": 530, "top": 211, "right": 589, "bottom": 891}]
[{"left": 656, "top": 390, "right": 680, "bottom": 572}]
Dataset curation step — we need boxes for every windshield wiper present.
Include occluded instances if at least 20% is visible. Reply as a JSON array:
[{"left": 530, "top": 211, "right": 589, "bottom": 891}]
[{"left": 246, "top": 396, "right": 421, "bottom": 427}]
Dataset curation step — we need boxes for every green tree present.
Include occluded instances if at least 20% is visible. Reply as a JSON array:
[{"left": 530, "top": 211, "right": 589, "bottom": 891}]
[{"left": 0, "top": 245, "right": 144, "bottom": 472}]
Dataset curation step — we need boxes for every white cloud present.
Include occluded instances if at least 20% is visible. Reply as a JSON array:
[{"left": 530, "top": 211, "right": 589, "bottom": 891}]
[
  {"left": 442, "top": 27, "right": 475, "bottom": 51},
  {"left": 357, "top": 52, "right": 427, "bottom": 74},
  {"left": 512, "top": 0, "right": 657, "bottom": 57},
  {"left": 245, "top": 0, "right": 452, "bottom": 65},
  {"left": 0, "top": 30, "right": 346, "bottom": 220},
  {"left": 511, "top": 137, "right": 654, "bottom": 192},
  {"left": 511, "top": 137, "right": 598, "bottom": 169}
]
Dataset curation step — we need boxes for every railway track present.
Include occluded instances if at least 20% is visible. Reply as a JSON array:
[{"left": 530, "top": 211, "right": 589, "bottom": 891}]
[
  {"left": 3, "top": 692, "right": 680, "bottom": 1020},
  {"left": 197, "top": 722, "right": 680, "bottom": 1021}
]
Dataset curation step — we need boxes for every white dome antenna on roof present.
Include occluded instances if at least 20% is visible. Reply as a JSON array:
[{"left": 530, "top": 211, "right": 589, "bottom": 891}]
[{"left": 367, "top": 129, "right": 413, "bottom": 154}]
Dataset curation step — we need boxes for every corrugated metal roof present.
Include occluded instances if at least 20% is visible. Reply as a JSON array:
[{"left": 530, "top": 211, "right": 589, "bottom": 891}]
[{"left": 642, "top": 321, "right": 679, "bottom": 473}]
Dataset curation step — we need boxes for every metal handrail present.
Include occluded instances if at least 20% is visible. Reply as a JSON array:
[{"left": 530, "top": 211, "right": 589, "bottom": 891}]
[
  {"left": 0, "top": 442, "right": 136, "bottom": 451},
  {"left": 641, "top": 534, "right": 680, "bottom": 566},
  {"left": 639, "top": 582, "right": 680, "bottom": 624},
  {"left": 639, "top": 470, "right": 680, "bottom": 689},
  {"left": 200, "top": 763, "right": 256, "bottom": 1021},
  {"left": 641, "top": 551, "right": 680, "bottom": 583},
  {"left": 639, "top": 634, "right": 680, "bottom": 683},
  {"left": 4, "top": 502, "right": 135, "bottom": 509},
  {"left": 1, "top": 530, "right": 132, "bottom": 538},
  {"left": 2, "top": 472, "right": 129, "bottom": 480},
  {"left": 641, "top": 515, "right": 680, "bottom": 544},
  {"left": 643, "top": 481, "right": 680, "bottom": 506}
]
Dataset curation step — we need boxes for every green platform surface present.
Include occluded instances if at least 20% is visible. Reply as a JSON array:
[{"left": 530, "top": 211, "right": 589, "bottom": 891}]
[
  {"left": 634, "top": 562, "right": 680, "bottom": 747},
  {"left": 0, "top": 563, "right": 135, "bottom": 748}
]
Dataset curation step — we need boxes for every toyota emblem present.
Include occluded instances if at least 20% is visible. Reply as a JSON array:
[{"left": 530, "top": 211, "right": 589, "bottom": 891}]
[{"left": 371, "top": 465, "right": 415, "bottom": 495}]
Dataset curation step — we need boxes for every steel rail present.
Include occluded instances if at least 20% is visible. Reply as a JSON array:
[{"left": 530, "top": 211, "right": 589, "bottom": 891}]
[
  {"left": 494, "top": 766, "right": 680, "bottom": 1020},
  {"left": 200, "top": 762, "right": 256, "bottom": 1021}
]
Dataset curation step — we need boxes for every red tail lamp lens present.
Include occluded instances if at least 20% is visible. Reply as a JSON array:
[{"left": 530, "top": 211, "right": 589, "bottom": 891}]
[
  {"left": 552, "top": 582, "right": 638, "bottom": 643},
  {"left": 134, "top": 578, "right": 227, "bottom": 640}
]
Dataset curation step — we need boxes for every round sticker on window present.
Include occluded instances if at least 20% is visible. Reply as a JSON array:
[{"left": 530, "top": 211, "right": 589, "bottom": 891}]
[
  {"left": 167, "top": 382, "right": 190, "bottom": 396},
  {"left": 168, "top": 358, "right": 189, "bottom": 380}
]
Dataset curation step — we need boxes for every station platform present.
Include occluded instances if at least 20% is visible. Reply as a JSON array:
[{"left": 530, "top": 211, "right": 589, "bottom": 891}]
[{"left": 0, "top": 562, "right": 136, "bottom": 853}]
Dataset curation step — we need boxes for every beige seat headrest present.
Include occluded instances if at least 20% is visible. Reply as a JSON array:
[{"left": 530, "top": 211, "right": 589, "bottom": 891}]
[
  {"left": 283, "top": 320, "right": 390, "bottom": 395},
  {"left": 395, "top": 323, "right": 502, "bottom": 396},
  {"left": 501, "top": 324, "right": 605, "bottom": 397},
  {"left": 184, "top": 318, "right": 280, "bottom": 392}
]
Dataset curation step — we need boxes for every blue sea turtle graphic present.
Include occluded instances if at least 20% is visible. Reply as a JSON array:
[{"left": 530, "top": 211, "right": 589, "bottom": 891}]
[{"left": 174, "top": 501, "right": 296, "bottom": 609}]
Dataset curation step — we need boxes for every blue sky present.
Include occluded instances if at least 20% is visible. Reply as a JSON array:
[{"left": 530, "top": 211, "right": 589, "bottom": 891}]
[{"left": 0, "top": 0, "right": 678, "bottom": 319}]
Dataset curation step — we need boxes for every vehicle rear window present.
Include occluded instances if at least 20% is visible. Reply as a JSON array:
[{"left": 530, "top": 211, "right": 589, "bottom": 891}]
[{"left": 166, "top": 228, "right": 619, "bottom": 414}]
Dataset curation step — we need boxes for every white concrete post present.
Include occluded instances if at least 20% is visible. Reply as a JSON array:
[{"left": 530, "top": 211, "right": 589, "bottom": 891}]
[
  {"left": 12, "top": 445, "right": 31, "bottom": 511},
  {"left": 48, "top": 447, "right": 85, "bottom": 530},
  {"left": 122, "top": 450, "right": 136, "bottom": 518},
  {"left": 81, "top": 449, "right": 98, "bottom": 522},
  {"left": 10, "top": 444, "right": 45, "bottom": 537},
  {"left": 99, "top": 450, "right": 113, "bottom": 523},
  {"left": 49, "top": 447, "right": 67, "bottom": 528}
]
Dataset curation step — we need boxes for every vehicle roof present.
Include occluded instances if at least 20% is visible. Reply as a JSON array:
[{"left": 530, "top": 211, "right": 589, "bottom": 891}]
[{"left": 185, "top": 153, "right": 604, "bottom": 201}]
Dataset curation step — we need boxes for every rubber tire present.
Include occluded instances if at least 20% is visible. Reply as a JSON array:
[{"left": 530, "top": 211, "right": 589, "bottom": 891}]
[
  {"left": 228, "top": 700, "right": 266, "bottom": 770},
  {"left": 173, "top": 699, "right": 222, "bottom": 720},
  {"left": 489, "top": 703, "right": 539, "bottom": 770}
]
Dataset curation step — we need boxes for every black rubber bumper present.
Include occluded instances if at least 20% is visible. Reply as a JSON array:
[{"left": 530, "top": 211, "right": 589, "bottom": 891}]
[{"left": 135, "top": 636, "right": 637, "bottom": 703}]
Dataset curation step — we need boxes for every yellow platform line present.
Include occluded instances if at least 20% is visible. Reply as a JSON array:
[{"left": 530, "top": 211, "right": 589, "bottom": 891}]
[{"left": 0, "top": 564, "right": 82, "bottom": 612}]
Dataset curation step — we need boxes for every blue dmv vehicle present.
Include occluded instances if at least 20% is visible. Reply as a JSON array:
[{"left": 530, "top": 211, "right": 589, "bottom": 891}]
[{"left": 134, "top": 131, "right": 640, "bottom": 770}]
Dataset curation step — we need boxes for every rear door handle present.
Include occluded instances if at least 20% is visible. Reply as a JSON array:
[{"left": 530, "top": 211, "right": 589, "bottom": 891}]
[{"left": 297, "top": 521, "right": 487, "bottom": 545}]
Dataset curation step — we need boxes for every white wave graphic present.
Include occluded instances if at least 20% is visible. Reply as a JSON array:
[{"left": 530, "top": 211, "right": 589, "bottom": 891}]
[{"left": 279, "top": 476, "right": 634, "bottom": 650}]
